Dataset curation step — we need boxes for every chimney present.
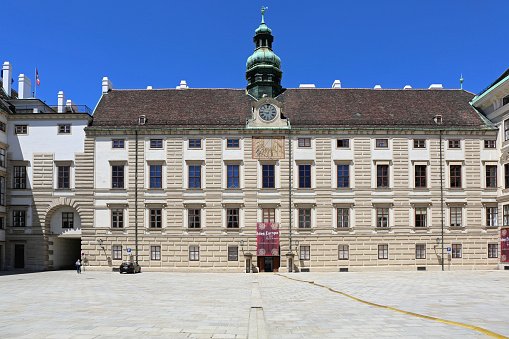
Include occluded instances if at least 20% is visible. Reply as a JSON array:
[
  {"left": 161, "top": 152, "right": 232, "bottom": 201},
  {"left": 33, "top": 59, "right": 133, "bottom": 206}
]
[
  {"left": 66, "top": 99, "right": 78, "bottom": 113},
  {"left": 332, "top": 80, "right": 341, "bottom": 88},
  {"left": 299, "top": 84, "right": 316, "bottom": 88},
  {"left": 18, "top": 74, "right": 32, "bottom": 99},
  {"left": 58, "top": 91, "right": 65, "bottom": 113},
  {"left": 176, "top": 80, "right": 188, "bottom": 89},
  {"left": 404, "top": 85, "right": 412, "bottom": 89},
  {"left": 2, "top": 62, "right": 12, "bottom": 97},
  {"left": 102, "top": 77, "right": 113, "bottom": 93},
  {"left": 374, "top": 85, "right": 382, "bottom": 89}
]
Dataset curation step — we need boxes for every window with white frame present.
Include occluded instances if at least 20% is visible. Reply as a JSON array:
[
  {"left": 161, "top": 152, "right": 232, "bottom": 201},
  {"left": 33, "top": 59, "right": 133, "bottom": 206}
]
[
  {"left": 376, "top": 207, "right": 389, "bottom": 228},
  {"left": 337, "top": 208, "right": 349, "bottom": 228},
  {"left": 450, "top": 207, "right": 462, "bottom": 227},
  {"left": 189, "top": 246, "right": 199, "bottom": 261},
  {"left": 338, "top": 245, "right": 349, "bottom": 260},
  {"left": 111, "top": 209, "right": 124, "bottom": 228},
  {"left": 415, "top": 207, "right": 427, "bottom": 227},
  {"left": 486, "top": 206, "right": 498, "bottom": 227},
  {"left": 300, "top": 245, "right": 310, "bottom": 260}
]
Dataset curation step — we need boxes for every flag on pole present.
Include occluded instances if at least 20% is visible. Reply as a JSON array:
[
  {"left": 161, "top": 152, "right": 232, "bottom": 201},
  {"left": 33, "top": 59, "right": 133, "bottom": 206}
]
[{"left": 36, "top": 68, "right": 40, "bottom": 86}]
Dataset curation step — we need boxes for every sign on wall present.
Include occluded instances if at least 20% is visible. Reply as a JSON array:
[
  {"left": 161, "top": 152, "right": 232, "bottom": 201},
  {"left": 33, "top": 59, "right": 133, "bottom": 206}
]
[
  {"left": 501, "top": 228, "right": 509, "bottom": 262},
  {"left": 257, "top": 222, "right": 279, "bottom": 256}
]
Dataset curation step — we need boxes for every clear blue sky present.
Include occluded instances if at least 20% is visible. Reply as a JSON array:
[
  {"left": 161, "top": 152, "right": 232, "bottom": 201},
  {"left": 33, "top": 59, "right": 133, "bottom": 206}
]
[{"left": 3, "top": 1, "right": 509, "bottom": 109}]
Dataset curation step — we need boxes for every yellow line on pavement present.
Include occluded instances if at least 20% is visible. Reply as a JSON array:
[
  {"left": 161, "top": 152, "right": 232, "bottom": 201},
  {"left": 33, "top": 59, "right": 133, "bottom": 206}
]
[{"left": 277, "top": 274, "right": 508, "bottom": 339}]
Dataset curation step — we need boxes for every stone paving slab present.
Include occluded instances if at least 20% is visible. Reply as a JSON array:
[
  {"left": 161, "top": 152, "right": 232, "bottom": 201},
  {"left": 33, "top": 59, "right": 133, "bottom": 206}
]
[{"left": 0, "top": 270, "right": 508, "bottom": 338}]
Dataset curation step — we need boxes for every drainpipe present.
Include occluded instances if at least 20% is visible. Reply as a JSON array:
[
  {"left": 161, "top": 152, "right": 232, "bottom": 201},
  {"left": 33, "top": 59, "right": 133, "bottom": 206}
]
[
  {"left": 288, "top": 129, "right": 292, "bottom": 252},
  {"left": 440, "top": 129, "right": 444, "bottom": 271},
  {"left": 135, "top": 130, "right": 139, "bottom": 264}
]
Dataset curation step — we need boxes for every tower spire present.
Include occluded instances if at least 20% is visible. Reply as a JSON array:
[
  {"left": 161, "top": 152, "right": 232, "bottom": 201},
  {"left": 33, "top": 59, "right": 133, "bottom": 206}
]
[
  {"left": 460, "top": 73, "right": 464, "bottom": 90},
  {"left": 246, "top": 8, "right": 283, "bottom": 100}
]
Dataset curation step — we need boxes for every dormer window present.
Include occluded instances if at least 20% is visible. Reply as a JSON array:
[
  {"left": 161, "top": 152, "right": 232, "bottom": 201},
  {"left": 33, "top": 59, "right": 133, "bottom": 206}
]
[
  {"left": 503, "top": 95, "right": 509, "bottom": 106},
  {"left": 139, "top": 115, "right": 146, "bottom": 125}
]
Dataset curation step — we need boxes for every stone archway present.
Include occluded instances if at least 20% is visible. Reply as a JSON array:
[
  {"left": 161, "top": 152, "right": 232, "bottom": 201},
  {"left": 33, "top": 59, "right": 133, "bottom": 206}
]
[{"left": 44, "top": 197, "right": 84, "bottom": 270}]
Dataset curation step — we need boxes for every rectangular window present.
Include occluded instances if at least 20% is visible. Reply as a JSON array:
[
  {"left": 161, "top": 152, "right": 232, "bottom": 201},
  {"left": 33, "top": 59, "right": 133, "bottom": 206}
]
[
  {"left": 450, "top": 207, "right": 462, "bottom": 227},
  {"left": 112, "top": 139, "right": 125, "bottom": 148},
  {"left": 337, "top": 165, "right": 349, "bottom": 188},
  {"left": 13, "top": 210, "right": 26, "bottom": 227},
  {"left": 111, "top": 209, "right": 124, "bottom": 228},
  {"left": 0, "top": 148, "right": 5, "bottom": 167},
  {"left": 112, "top": 245, "right": 122, "bottom": 260},
  {"left": 188, "top": 165, "right": 201, "bottom": 189},
  {"left": 150, "top": 208, "right": 162, "bottom": 228},
  {"left": 338, "top": 245, "right": 349, "bottom": 260},
  {"left": 337, "top": 208, "right": 349, "bottom": 228},
  {"left": 505, "top": 120, "right": 509, "bottom": 141},
  {"left": 448, "top": 140, "right": 460, "bottom": 148},
  {"left": 488, "top": 244, "right": 498, "bottom": 258},
  {"left": 228, "top": 246, "right": 238, "bottom": 261},
  {"left": 189, "top": 246, "right": 199, "bottom": 261},
  {"left": 377, "top": 207, "right": 389, "bottom": 228},
  {"left": 58, "top": 124, "right": 71, "bottom": 134},
  {"left": 298, "top": 138, "right": 311, "bottom": 147},
  {"left": 150, "top": 139, "right": 163, "bottom": 148},
  {"left": 0, "top": 176, "right": 4, "bottom": 206},
  {"left": 0, "top": 121, "right": 5, "bottom": 132},
  {"left": 298, "top": 164, "right": 311, "bottom": 188},
  {"left": 14, "top": 166, "right": 27, "bottom": 189},
  {"left": 62, "top": 212, "right": 74, "bottom": 228},
  {"left": 504, "top": 205, "right": 509, "bottom": 226},
  {"left": 415, "top": 208, "right": 427, "bottom": 227},
  {"left": 299, "top": 208, "right": 311, "bottom": 228},
  {"left": 486, "top": 165, "right": 497, "bottom": 188},
  {"left": 415, "top": 165, "right": 427, "bottom": 188},
  {"left": 484, "top": 140, "right": 496, "bottom": 148},
  {"left": 450, "top": 165, "right": 461, "bottom": 188},
  {"left": 413, "top": 139, "right": 426, "bottom": 148},
  {"left": 506, "top": 164, "right": 509, "bottom": 189},
  {"left": 376, "top": 139, "right": 388, "bottom": 148},
  {"left": 112, "top": 165, "right": 124, "bottom": 189},
  {"left": 416, "top": 244, "right": 426, "bottom": 259},
  {"left": 189, "top": 139, "right": 201, "bottom": 148},
  {"left": 262, "top": 208, "right": 275, "bottom": 223},
  {"left": 227, "top": 164, "right": 239, "bottom": 189},
  {"left": 378, "top": 244, "right": 388, "bottom": 259},
  {"left": 262, "top": 164, "right": 275, "bottom": 188},
  {"left": 58, "top": 166, "right": 70, "bottom": 189},
  {"left": 377, "top": 165, "right": 389, "bottom": 188},
  {"left": 0, "top": 217, "right": 4, "bottom": 229},
  {"left": 15, "top": 125, "right": 27, "bottom": 135},
  {"left": 337, "top": 139, "right": 349, "bottom": 148},
  {"left": 151, "top": 246, "right": 161, "bottom": 260},
  {"left": 150, "top": 165, "right": 162, "bottom": 189},
  {"left": 452, "top": 244, "right": 462, "bottom": 258},
  {"left": 188, "top": 209, "right": 201, "bottom": 229},
  {"left": 227, "top": 139, "right": 239, "bottom": 148},
  {"left": 300, "top": 245, "right": 310, "bottom": 260},
  {"left": 227, "top": 208, "right": 239, "bottom": 228},
  {"left": 487, "top": 207, "right": 498, "bottom": 227}
]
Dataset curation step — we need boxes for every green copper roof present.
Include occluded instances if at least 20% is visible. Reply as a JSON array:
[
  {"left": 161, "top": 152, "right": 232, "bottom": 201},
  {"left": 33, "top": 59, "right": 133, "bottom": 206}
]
[{"left": 246, "top": 48, "right": 281, "bottom": 70}]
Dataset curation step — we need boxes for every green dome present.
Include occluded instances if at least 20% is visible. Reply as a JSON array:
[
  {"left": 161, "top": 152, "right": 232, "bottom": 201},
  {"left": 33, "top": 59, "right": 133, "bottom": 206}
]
[
  {"left": 255, "top": 23, "right": 272, "bottom": 34},
  {"left": 246, "top": 48, "right": 281, "bottom": 70}
]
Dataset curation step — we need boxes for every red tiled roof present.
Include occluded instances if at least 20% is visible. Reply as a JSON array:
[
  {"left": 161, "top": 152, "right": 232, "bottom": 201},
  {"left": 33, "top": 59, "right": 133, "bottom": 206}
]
[{"left": 90, "top": 87, "right": 490, "bottom": 130}]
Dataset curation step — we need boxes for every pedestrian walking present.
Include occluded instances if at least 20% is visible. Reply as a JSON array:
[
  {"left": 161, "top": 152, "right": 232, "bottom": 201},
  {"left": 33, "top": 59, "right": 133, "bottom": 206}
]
[{"left": 75, "top": 259, "right": 81, "bottom": 274}]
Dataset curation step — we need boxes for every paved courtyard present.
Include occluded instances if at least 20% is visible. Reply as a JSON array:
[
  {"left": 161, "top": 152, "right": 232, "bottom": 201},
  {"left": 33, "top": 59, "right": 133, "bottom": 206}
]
[{"left": 0, "top": 270, "right": 508, "bottom": 338}]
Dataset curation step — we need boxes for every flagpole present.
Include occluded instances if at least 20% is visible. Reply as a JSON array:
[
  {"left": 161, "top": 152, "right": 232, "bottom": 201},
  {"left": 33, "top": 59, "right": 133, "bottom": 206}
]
[{"left": 34, "top": 68, "right": 37, "bottom": 98}]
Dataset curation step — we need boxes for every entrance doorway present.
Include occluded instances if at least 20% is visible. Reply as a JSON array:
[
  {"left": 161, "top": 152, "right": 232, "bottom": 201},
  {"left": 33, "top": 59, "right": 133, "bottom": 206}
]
[
  {"left": 14, "top": 244, "right": 24, "bottom": 269},
  {"left": 257, "top": 256, "right": 280, "bottom": 272}
]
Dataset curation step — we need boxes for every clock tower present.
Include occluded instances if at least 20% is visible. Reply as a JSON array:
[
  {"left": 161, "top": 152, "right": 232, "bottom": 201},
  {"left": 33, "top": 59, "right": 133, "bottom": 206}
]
[{"left": 246, "top": 7, "right": 283, "bottom": 100}]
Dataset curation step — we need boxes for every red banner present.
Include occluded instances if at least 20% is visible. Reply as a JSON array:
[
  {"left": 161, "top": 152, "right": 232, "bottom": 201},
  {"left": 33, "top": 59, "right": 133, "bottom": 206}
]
[
  {"left": 501, "top": 228, "right": 509, "bottom": 263},
  {"left": 257, "top": 222, "right": 279, "bottom": 256}
]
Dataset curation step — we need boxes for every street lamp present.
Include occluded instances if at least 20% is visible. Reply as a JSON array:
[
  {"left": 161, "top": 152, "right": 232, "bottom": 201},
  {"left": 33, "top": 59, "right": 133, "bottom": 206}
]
[{"left": 98, "top": 238, "right": 104, "bottom": 250}]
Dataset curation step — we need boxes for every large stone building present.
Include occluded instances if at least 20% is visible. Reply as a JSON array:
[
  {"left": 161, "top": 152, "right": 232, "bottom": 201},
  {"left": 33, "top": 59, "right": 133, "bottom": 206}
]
[
  {"left": 1, "top": 10, "right": 508, "bottom": 272},
  {"left": 82, "top": 12, "right": 503, "bottom": 272}
]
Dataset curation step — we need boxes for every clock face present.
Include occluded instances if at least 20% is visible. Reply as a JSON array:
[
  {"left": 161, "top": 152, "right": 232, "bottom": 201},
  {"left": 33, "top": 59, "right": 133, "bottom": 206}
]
[{"left": 259, "top": 104, "right": 277, "bottom": 121}]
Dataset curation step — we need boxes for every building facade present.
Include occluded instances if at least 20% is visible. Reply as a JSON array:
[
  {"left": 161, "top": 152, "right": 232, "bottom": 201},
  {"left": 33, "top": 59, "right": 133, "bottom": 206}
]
[{"left": 82, "top": 13, "right": 502, "bottom": 272}]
